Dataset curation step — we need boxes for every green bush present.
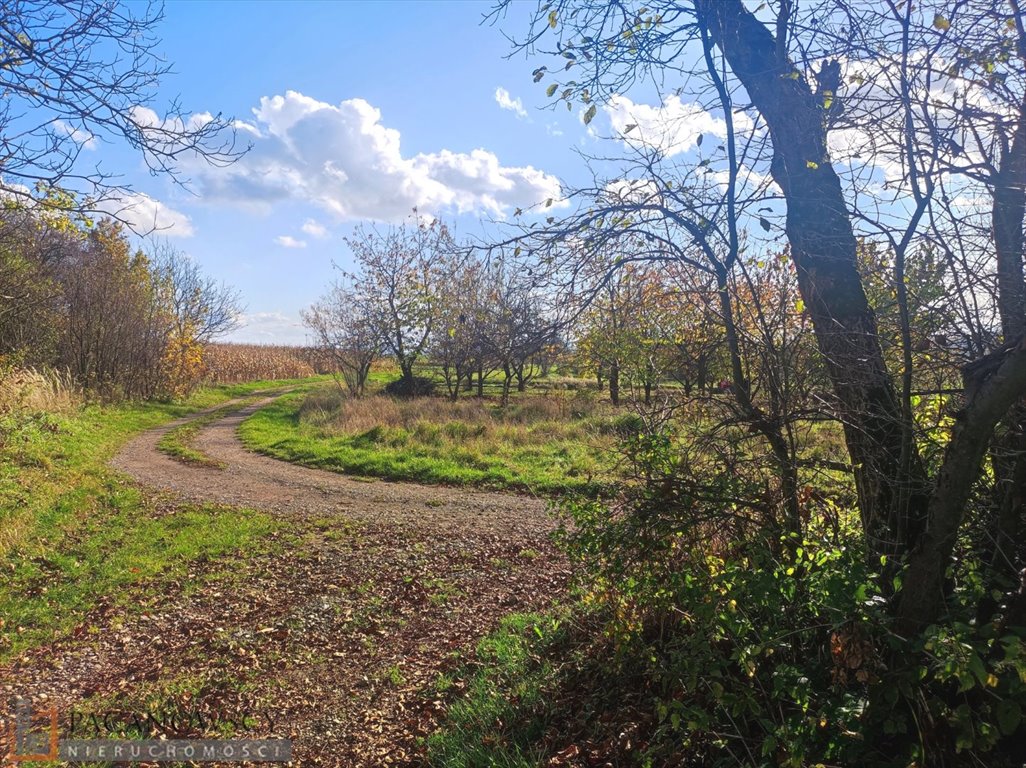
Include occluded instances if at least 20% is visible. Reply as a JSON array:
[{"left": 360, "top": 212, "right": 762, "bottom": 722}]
[{"left": 429, "top": 421, "right": 1026, "bottom": 767}]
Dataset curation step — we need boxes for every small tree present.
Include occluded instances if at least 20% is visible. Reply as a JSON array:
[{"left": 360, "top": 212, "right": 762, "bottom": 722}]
[
  {"left": 343, "top": 216, "right": 454, "bottom": 392},
  {"left": 303, "top": 282, "right": 378, "bottom": 398},
  {"left": 478, "top": 262, "right": 550, "bottom": 405},
  {"left": 430, "top": 257, "right": 484, "bottom": 401},
  {"left": 150, "top": 242, "right": 241, "bottom": 398}
]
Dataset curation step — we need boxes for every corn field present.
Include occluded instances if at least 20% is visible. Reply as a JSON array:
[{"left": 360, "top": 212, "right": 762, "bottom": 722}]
[{"left": 201, "top": 343, "right": 328, "bottom": 384}]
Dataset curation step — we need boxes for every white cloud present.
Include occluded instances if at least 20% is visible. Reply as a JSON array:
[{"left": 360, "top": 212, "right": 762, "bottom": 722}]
[
  {"left": 98, "top": 192, "right": 194, "bottom": 237},
  {"left": 54, "top": 120, "right": 97, "bottom": 150},
  {"left": 230, "top": 311, "right": 307, "bottom": 344},
  {"left": 495, "top": 87, "right": 527, "bottom": 119},
  {"left": 274, "top": 235, "right": 307, "bottom": 249},
  {"left": 604, "top": 95, "right": 728, "bottom": 158},
  {"left": 196, "top": 90, "right": 562, "bottom": 220},
  {"left": 301, "top": 218, "right": 328, "bottom": 238}
]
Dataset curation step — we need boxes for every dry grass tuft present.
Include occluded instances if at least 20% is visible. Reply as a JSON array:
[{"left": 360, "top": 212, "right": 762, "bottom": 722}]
[
  {"left": 0, "top": 367, "right": 80, "bottom": 415},
  {"left": 299, "top": 391, "right": 602, "bottom": 438}
]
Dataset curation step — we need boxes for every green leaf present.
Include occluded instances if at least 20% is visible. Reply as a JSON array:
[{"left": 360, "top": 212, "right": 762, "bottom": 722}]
[
  {"left": 548, "top": 9, "right": 558, "bottom": 28},
  {"left": 806, "top": 160, "right": 819, "bottom": 169},
  {"left": 933, "top": 13, "right": 950, "bottom": 30},
  {"left": 583, "top": 104, "right": 597, "bottom": 125},
  {"left": 546, "top": 83, "right": 558, "bottom": 98},
  {"left": 996, "top": 701, "right": 1021, "bottom": 735}
]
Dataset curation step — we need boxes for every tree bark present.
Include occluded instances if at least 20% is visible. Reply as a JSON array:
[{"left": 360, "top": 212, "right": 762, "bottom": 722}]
[
  {"left": 897, "top": 337, "right": 1026, "bottom": 633},
  {"left": 609, "top": 360, "right": 620, "bottom": 406},
  {"left": 696, "top": 0, "right": 929, "bottom": 554},
  {"left": 986, "top": 89, "right": 1026, "bottom": 594}
]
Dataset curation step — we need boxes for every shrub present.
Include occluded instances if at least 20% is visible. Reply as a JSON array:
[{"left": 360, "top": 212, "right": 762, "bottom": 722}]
[{"left": 383, "top": 375, "right": 436, "bottom": 397}]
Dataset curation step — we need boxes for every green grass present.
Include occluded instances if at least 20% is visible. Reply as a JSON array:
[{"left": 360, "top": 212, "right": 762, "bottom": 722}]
[
  {"left": 425, "top": 613, "right": 566, "bottom": 768},
  {"left": 238, "top": 385, "right": 628, "bottom": 496},
  {"left": 0, "top": 377, "right": 323, "bottom": 663},
  {"left": 156, "top": 396, "right": 265, "bottom": 468}
]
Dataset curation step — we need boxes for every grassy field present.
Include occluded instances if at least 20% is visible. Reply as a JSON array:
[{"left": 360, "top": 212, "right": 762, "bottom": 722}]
[
  {"left": 239, "top": 383, "right": 633, "bottom": 496},
  {"left": 0, "top": 378, "right": 322, "bottom": 663}
]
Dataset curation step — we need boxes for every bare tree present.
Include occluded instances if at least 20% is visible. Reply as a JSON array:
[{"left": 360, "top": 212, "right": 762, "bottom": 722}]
[
  {"left": 342, "top": 216, "right": 454, "bottom": 392},
  {"left": 302, "top": 282, "right": 378, "bottom": 398},
  {"left": 149, "top": 241, "right": 241, "bottom": 395},
  {"left": 429, "top": 256, "right": 484, "bottom": 401},
  {"left": 0, "top": 0, "right": 244, "bottom": 220},
  {"left": 477, "top": 260, "right": 552, "bottom": 405}
]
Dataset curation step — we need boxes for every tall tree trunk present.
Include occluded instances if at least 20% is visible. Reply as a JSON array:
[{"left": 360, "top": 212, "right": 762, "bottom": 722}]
[
  {"left": 696, "top": 0, "right": 929, "bottom": 554},
  {"left": 477, "top": 363, "right": 485, "bottom": 397},
  {"left": 897, "top": 338, "right": 1026, "bottom": 632},
  {"left": 609, "top": 360, "right": 620, "bottom": 406},
  {"left": 980, "top": 91, "right": 1026, "bottom": 613}
]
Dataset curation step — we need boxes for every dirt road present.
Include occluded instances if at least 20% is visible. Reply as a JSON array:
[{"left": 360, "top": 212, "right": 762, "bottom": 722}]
[{"left": 2, "top": 393, "right": 567, "bottom": 766}]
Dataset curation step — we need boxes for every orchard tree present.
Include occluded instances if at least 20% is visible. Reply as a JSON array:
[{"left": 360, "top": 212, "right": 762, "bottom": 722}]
[
  {"left": 477, "top": 260, "right": 552, "bottom": 405},
  {"left": 342, "top": 216, "right": 455, "bottom": 392},
  {"left": 429, "top": 255, "right": 485, "bottom": 401},
  {"left": 303, "top": 281, "right": 378, "bottom": 397}
]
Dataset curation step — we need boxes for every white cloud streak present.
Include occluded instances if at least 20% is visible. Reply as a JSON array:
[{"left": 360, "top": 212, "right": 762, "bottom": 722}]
[
  {"left": 604, "top": 95, "right": 728, "bottom": 158},
  {"left": 495, "top": 87, "right": 527, "bottom": 118},
  {"left": 274, "top": 235, "right": 307, "bottom": 249},
  {"left": 301, "top": 218, "right": 328, "bottom": 238},
  {"left": 98, "top": 192, "right": 194, "bottom": 237}
]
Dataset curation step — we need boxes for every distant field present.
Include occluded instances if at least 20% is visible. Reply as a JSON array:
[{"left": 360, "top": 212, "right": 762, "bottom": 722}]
[{"left": 201, "top": 342, "right": 329, "bottom": 384}]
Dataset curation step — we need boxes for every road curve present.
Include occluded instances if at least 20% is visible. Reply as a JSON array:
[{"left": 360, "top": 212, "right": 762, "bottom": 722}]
[{"left": 111, "top": 393, "right": 552, "bottom": 539}]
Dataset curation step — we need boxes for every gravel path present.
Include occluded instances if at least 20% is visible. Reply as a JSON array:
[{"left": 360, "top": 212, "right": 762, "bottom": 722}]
[
  {"left": 112, "top": 393, "right": 552, "bottom": 539},
  {"left": 2, "top": 393, "right": 568, "bottom": 766}
]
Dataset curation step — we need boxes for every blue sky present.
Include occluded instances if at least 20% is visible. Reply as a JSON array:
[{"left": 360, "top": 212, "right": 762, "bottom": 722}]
[{"left": 111, "top": 0, "right": 602, "bottom": 344}]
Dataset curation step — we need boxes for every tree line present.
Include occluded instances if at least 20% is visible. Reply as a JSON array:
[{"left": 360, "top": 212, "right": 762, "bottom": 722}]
[{"left": 1, "top": 204, "right": 239, "bottom": 399}]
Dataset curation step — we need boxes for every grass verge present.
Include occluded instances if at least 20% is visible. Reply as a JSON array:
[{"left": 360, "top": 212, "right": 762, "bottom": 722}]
[
  {"left": 238, "top": 386, "right": 628, "bottom": 496},
  {"left": 0, "top": 377, "right": 323, "bottom": 663},
  {"left": 425, "top": 612, "right": 567, "bottom": 768}
]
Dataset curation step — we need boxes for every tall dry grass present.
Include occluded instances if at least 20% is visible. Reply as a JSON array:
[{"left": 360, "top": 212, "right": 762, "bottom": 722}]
[
  {"left": 294, "top": 390, "right": 618, "bottom": 458},
  {"left": 0, "top": 367, "right": 80, "bottom": 415}
]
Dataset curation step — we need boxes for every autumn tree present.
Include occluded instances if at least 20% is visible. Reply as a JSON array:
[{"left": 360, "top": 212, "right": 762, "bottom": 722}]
[
  {"left": 429, "top": 256, "right": 485, "bottom": 400},
  {"left": 303, "top": 281, "right": 378, "bottom": 398},
  {"left": 342, "top": 217, "right": 455, "bottom": 393},
  {"left": 149, "top": 242, "right": 241, "bottom": 397},
  {"left": 56, "top": 219, "right": 168, "bottom": 398},
  {"left": 477, "top": 260, "right": 552, "bottom": 405}
]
